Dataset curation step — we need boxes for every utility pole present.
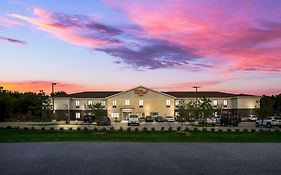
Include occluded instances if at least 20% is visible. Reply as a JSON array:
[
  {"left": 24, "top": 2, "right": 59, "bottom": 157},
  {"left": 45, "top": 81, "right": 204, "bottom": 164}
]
[
  {"left": 52, "top": 82, "right": 57, "bottom": 120},
  {"left": 192, "top": 86, "right": 201, "bottom": 119}
]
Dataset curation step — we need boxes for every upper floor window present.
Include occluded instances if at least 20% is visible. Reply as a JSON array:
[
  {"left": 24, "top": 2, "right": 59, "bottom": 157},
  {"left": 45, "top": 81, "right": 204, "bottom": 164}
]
[
  {"left": 75, "top": 100, "right": 80, "bottom": 108},
  {"left": 166, "top": 99, "right": 171, "bottom": 107},
  {"left": 213, "top": 100, "right": 218, "bottom": 107},
  {"left": 175, "top": 100, "right": 180, "bottom": 107},
  {"left": 101, "top": 100, "right": 106, "bottom": 107},
  {"left": 125, "top": 99, "right": 130, "bottom": 105},
  {"left": 139, "top": 99, "right": 144, "bottom": 108},
  {"left": 223, "top": 99, "right": 228, "bottom": 107},
  {"left": 112, "top": 100, "right": 117, "bottom": 108},
  {"left": 87, "top": 100, "right": 93, "bottom": 106}
]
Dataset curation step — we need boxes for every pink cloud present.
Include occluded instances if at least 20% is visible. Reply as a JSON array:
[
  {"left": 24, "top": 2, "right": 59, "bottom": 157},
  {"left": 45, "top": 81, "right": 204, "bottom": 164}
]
[
  {"left": 106, "top": 0, "right": 281, "bottom": 72},
  {"left": 0, "top": 17, "right": 21, "bottom": 27}
]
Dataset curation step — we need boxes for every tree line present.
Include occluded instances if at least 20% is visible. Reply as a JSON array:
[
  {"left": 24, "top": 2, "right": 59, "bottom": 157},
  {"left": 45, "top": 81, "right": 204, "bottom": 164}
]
[
  {"left": 0, "top": 87, "right": 54, "bottom": 121},
  {"left": 257, "top": 94, "right": 281, "bottom": 119}
]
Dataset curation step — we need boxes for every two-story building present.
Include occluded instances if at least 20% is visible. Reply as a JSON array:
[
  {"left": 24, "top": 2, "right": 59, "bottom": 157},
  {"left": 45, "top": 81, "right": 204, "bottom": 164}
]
[{"left": 53, "top": 86, "right": 260, "bottom": 121}]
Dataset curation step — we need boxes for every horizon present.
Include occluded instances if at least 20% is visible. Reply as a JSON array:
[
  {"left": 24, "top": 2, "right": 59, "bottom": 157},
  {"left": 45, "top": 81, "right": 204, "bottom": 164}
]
[{"left": 1, "top": 0, "right": 281, "bottom": 96}]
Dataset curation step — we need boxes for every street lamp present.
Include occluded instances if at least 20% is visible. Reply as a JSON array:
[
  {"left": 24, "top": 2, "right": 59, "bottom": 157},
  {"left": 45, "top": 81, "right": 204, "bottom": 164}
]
[
  {"left": 192, "top": 86, "right": 201, "bottom": 119},
  {"left": 52, "top": 82, "right": 57, "bottom": 120}
]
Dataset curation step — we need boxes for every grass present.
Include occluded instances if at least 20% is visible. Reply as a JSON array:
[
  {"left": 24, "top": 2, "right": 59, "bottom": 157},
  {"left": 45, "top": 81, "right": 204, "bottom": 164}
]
[{"left": 0, "top": 128, "right": 281, "bottom": 143}]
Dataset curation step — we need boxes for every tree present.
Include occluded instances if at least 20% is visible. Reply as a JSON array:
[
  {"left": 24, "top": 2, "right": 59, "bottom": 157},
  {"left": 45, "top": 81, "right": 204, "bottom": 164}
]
[
  {"left": 256, "top": 96, "right": 275, "bottom": 132},
  {"left": 89, "top": 103, "right": 107, "bottom": 130}
]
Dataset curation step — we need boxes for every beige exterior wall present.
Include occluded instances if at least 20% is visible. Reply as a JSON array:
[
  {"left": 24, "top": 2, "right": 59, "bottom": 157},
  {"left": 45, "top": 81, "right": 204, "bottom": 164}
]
[
  {"left": 232, "top": 96, "right": 260, "bottom": 109},
  {"left": 107, "top": 87, "right": 175, "bottom": 120}
]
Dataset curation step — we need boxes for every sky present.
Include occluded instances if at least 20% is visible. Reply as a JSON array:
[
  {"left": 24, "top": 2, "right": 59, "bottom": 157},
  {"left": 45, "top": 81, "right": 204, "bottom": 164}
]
[{"left": 0, "top": 0, "right": 281, "bottom": 95}]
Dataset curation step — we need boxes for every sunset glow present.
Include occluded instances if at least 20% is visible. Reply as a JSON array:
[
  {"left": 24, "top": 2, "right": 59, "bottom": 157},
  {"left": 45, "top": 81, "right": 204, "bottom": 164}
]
[{"left": 0, "top": 0, "right": 281, "bottom": 95}]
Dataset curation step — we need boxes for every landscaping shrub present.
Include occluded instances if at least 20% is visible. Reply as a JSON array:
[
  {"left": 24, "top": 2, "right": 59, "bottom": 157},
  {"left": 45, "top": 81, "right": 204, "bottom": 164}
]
[
  {"left": 134, "top": 127, "right": 138, "bottom": 132},
  {"left": 142, "top": 127, "right": 147, "bottom": 131},
  {"left": 193, "top": 127, "right": 198, "bottom": 132},
  {"left": 24, "top": 127, "right": 29, "bottom": 130},
  {"left": 151, "top": 127, "right": 155, "bottom": 131},
  {"left": 251, "top": 128, "right": 256, "bottom": 133},
  {"left": 31, "top": 126, "right": 35, "bottom": 130},
  {"left": 274, "top": 129, "right": 279, "bottom": 133},
  {"left": 83, "top": 127, "right": 88, "bottom": 131},
  {"left": 243, "top": 128, "right": 248, "bottom": 133},
  {"left": 127, "top": 127, "right": 131, "bottom": 131},
  {"left": 110, "top": 127, "right": 114, "bottom": 131},
  {"left": 168, "top": 127, "right": 173, "bottom": 131},
  {"left": 211, "top": 128, "right": 216, "bottom": 132},
  {"left": 68, "top": 127, "right": 73, "bottom": 131},
  {"left": 41, "top": 127, "right": 45, "bottom": 130},
  {"left": 94, "top": 127, "right": 98, "bottom": 132},
  {"left": 101, "top": 127, "right": 107, "bottom": 132},
  {"left": 60, "top": 127, "right": 64, "bottom": 131},
  {"left": 184, "top": 127, "right": 190, "bottom": 131},
  {"left": 202, "top": 128, "right": 207, "bottom": 132},
  {"left": 218, "top": 128, "right": 223, "bottom": 133},
  {"left": 119, "top": 127, "right": 123, "bottom": 131},
  {"left": 50, "top": 127, "right": 55, "bottom": 131},
  {"left": 77, "top": 127, "right": 81, "bottom": 131},
  {"left": 235, "top": 128, "right": 240, "bottom": 132},
  {"left": 227, "top": 128, "right": 232, "bottom": 132},
  {"left": 6, "top": 126, "right": 12, "bottom": 129},
  {"left": 14, "top": 126, "right": 20, "bottom": 129},
  {"left": 161, "top": 127, "right": 165, "bottom": 131},
  {"left": 177, "top": 127, "right": 181, "bottom": 131}
]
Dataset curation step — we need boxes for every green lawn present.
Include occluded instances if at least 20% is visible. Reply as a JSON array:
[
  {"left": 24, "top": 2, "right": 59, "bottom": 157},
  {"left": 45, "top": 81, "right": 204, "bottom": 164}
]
[{"left": 0, "top": 128, "right": 281, "bottom": 142}]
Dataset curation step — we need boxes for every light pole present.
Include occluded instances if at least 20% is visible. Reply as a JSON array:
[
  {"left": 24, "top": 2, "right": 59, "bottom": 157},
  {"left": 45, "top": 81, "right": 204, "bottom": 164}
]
[
  {"left": 52, "top": 82, "right": 57, "bottom": 120},
  {"left": 192, "top": 86, "right": 200, "bottom": 120}
]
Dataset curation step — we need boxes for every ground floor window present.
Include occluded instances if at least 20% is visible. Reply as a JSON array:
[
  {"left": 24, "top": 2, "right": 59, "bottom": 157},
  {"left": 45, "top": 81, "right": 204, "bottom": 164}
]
[{"left": 76, "top": 112, "right": 80, "bottom": 119}]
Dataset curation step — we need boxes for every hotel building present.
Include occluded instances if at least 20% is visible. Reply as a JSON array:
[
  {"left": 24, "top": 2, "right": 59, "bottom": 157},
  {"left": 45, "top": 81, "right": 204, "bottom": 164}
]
[{"left": 53, "top": 86, "right": 260, "bottom": 121}]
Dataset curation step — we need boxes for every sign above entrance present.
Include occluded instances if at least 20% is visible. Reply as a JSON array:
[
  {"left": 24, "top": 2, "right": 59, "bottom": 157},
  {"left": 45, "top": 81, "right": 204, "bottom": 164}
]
[{"left": 134, "top": 88, "right": 148, "bottom": 96}]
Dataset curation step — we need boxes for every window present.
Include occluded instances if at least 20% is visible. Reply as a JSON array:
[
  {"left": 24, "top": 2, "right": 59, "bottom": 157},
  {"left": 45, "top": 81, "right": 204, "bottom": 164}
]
[
  {"left": 166, "top": 99, "right": 171, "bottom": 107},
  {"left": 112, "top": 100, "right": 117, "bottom": 108},
  {"left": 75, "top": 112, "right": 80, "bottom": 119},
  {"left": 139, "top": 99, "right": 144, "bottom": 108},
  {"left": 87, "top": 100, "right": 93, "bottom": 106},
  {"left": 111, "top": 113, "right": 119, "bottom": 118},
  {"left": 223, "top": 99, "right": 228, "bottom": 107},
  {"left": 101, "top": 100, "right": 105, "bottom": 107},
  {"left": 75, "top": 100, "right": 80, "bottom": 108},
  {"left": 175, "top": 100, "right": 180, "bottom": 107},
  {"left": 213, "top": 100, "right": 218, "bottom": 107},
  {"left": 125, "top": 99, "right": 130, "bottom": 105}
]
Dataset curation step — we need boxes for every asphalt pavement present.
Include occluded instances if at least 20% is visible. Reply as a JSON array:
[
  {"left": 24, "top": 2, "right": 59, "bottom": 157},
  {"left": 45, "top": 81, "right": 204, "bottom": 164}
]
[{"left": 0, "top": 142, "right": 280, "bottom": 175}]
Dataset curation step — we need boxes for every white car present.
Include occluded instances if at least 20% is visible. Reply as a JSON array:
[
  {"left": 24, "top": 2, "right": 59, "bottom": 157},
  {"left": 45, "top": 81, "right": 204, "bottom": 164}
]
[
  {"left": 128, "top": 115, "right": 140, "bottom": 126},
  {"left": 256, "top": 116, "right": 281, "bottom": 128},
  {"left": 165, "top": 116, "right": 175, "bottom": 122}
]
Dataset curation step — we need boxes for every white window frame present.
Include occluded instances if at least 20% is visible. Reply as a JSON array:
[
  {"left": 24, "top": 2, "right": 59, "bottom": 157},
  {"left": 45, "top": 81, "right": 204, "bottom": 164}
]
[
  {"left": 139, "top": 99, "right": 144, "bottom": 107},
  {"left": 223, "top": 99, "right": 228, "bottom": 107},
  {"left": 213, "top": 100, "right": 218, "bottom": 107},
  {"left": 111, "top": 113, "right": 119, "bottom": 118},
  {"left": 75, "top": 112, "right": 80, "bottom": 119},
  {"left": 166, "top": 99, "right": 171, "bottom": 107},
  {"left": 112, "top": 100, "right": 117, "bottom": 107},
  {"left": 125, "top": 99, "right": 130, "bottom": 105},
  {"left": 87, "top": 100, "right": 93, "bottom": 106},
  {"left": 101, "top": 100, "right": 106, "bottom": 107},
  {"left": 75, "top": 100, "right": 80, "bottom": 108}
]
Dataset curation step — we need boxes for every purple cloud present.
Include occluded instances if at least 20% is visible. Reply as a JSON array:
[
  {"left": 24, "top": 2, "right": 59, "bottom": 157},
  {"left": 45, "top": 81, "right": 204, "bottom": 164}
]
[{"left": 0, "top": 36, "right": 26, "bottom": 45}]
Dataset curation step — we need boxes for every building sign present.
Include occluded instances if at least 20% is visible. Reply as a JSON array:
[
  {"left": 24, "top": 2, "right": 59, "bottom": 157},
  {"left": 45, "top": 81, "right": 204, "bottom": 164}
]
[{"left": 134, "top": 88, "right": 148, "bottom": 96}]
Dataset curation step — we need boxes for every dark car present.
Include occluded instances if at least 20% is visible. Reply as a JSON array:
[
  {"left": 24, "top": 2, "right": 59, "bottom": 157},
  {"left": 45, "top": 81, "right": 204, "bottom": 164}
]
[
  {"left": 155, "top": 116, "right": 164, "bottom": 122},
  {"left": 96, "top": 116, "right": 111, "bottom": 126},
  {"left": 83, "top": 115, "right": 95, "bottom": 123},
  {"left": 145, "top": 116, "right": 154, "bottom": 122}
]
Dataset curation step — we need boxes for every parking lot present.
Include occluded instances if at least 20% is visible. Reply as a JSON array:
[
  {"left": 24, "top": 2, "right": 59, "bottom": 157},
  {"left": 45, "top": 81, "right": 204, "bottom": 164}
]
[{"left": 1, "top": 142, "right": 281, "bottom": 175}]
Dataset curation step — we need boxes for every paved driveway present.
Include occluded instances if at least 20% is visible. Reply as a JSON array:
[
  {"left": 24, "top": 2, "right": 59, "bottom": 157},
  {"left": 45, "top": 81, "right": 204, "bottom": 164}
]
[{"left": 0, "top": 142, "right": 280, "bottom": 175}]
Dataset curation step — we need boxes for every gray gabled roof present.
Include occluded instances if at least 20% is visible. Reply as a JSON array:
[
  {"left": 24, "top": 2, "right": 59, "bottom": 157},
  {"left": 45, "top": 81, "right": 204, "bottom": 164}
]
[{"left": 162, "top": 91, "right": 236, "bottom": 98}]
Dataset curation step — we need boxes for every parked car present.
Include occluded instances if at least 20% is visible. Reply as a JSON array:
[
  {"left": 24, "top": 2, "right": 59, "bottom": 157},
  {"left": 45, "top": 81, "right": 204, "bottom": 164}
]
[
  {"left": 96, "top": 116, "right": 111, "bottom": 126},
  {"left": 206, "top": 117, "right": 216, "bottom": 126},
  {"left": 175, "top": 116, "right": 186, "bottom": 122},
  {"left": 145, "top": 116, "right": 154, "bottom": 122},
  {"left": 128, "top": 115, "right": 140, "bottom": 126},
  {"left": 256, "top": 116, "right": 281, "bottom": 128},
  {"left": 83, "top": 115, "right": 95, "bottom": 123},
  {"left": 165, "top": 116, "right": 175, "bottom": 122},
  {"left": 155, "top": 116, "right": 164, "bottom": 122}
]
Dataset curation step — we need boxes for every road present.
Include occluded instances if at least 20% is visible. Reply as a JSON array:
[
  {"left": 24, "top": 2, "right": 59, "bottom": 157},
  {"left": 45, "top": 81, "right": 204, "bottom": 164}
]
[{"left": 0, "top": 142, "right": 280, "bottom": 175}]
